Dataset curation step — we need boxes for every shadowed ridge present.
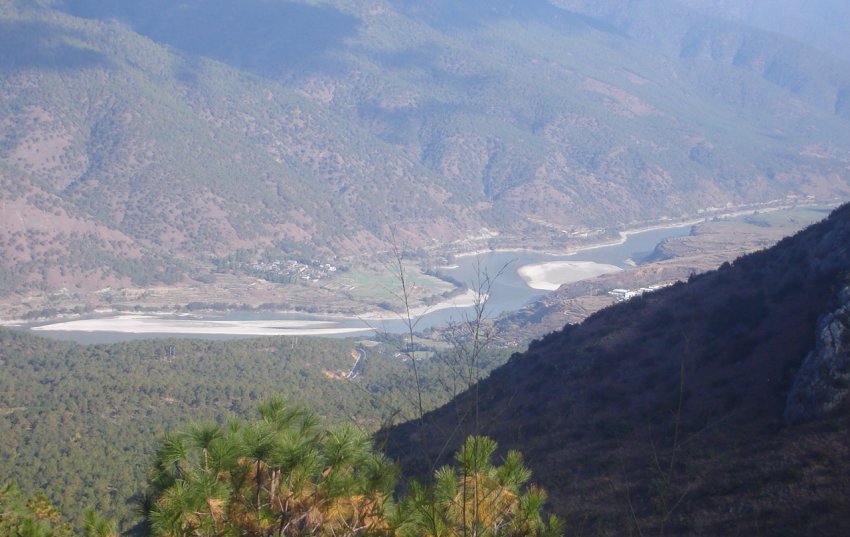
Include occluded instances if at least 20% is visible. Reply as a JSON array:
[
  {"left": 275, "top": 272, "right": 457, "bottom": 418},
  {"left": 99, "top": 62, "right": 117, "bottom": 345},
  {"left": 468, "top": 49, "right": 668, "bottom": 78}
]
[{"left": 383, "top": 202, "right": 850, "bottom": 536}]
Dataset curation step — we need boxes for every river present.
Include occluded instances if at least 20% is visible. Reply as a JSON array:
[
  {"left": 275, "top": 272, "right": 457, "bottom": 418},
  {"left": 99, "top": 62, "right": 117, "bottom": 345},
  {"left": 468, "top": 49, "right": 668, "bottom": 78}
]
[{"left": 27, "top": 224, "right": 693, "bottom": 343}]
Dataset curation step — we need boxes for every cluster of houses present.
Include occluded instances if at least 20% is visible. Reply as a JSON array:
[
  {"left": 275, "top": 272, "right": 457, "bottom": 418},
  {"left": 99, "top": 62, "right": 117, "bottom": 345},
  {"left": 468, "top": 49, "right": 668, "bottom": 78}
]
[{"left": 248, "top": 259, "right": 338, "bottom": 283}]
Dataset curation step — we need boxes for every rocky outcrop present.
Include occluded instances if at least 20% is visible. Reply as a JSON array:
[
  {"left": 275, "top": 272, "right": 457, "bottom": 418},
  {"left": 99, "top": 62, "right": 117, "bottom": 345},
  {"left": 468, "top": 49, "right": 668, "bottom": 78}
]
[{"left": 785, "top": 286, "right": 850, "bottom": 424}]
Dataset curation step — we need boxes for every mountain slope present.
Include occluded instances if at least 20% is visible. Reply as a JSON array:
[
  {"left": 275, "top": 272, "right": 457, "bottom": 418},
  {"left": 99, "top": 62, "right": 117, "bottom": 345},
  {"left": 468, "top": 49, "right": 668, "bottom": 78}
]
[
  {"left": 384, "top": 203, "right": 850, "bottom": 535},
  {"left": 2, "top": 1, "right": 850, "bottom": 302}
]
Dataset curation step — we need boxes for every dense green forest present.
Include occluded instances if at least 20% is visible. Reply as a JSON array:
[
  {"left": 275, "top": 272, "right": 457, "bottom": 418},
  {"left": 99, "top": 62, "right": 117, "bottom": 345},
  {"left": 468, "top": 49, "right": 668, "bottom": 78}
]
[
  {"left": 0, "top": 400, "right": 560, "bottom": 537},
  {"left": 0, "top": 328, "right": 509, "bottom": 529}
]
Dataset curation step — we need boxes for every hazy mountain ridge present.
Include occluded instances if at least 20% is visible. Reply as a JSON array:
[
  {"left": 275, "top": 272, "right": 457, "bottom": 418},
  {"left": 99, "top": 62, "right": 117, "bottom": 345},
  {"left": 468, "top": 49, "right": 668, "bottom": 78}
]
[
  {"left": 673, "top": 0, "right": 850, "bottom": 64},
  {"left": 385, "top": 203, "right": 850, "bottom": 535},
  {"left": 1, "top": 0, "right": 849, "bottom": 302},
  {"left": 550, "top": 0, "right": 850, "bottom": 117}
]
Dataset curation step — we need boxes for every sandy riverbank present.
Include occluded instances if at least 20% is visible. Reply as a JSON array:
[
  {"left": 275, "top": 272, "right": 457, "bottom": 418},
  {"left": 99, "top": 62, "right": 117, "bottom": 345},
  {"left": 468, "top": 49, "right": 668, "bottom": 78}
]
[
  {"left": 357, "top": 288, "right": 480, "bottom": 321},
  {"left": 30, "top": 315, "right": 374, "bottom": 337},
  {"left": 24, "top": 289, "right": 482, "bottom": 337},
  {"left": 517, "top": 261, "right": 622, "bottom": 291}
]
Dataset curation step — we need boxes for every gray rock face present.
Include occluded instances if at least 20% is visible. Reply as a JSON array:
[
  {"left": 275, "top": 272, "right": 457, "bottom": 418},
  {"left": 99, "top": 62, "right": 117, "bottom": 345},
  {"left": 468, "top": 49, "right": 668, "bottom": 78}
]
[{"left": 785, "top": 286, "right": 850, "bottom": 424}]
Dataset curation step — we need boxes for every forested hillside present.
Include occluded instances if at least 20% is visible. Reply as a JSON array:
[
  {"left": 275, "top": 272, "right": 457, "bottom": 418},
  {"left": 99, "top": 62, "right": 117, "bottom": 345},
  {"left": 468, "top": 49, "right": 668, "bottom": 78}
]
[
  {"left": 0, "top": 328, "right": 507, "bottom": 528},
  {"left": 385, "top": 203, "right": 850, "bottom": 535},
  {"left": 1, "top": 0, "right": 849, "bottom": 307}
]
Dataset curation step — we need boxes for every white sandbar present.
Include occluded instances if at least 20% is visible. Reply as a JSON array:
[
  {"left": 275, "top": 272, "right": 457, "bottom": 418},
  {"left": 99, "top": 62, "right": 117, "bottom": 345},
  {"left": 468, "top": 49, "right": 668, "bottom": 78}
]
[
  {"left": 358, "top": 289, "right": 481, "bottom": 321},
  {"left": 25, "top": 290, "right": 483, "bottom": 337},
  {"left": 517, "top": 261, "right": 622, "bottom": 291},
  {"left": 30, "top": 315, "right": 373, "bottom": 337}
]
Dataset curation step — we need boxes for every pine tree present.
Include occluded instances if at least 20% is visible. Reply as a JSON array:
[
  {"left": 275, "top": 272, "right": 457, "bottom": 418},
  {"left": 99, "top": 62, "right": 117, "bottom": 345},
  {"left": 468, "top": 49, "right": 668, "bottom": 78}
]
[
  {"left": 393, "top": 436, "right": 562, "bottom": 537},
  {"left": 144, "top": 400, "right": 396, "bottom": 537}
]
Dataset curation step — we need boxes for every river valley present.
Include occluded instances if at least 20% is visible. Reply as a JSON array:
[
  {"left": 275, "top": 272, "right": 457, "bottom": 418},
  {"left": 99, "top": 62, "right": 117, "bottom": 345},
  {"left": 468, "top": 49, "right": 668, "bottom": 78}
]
[{"left": 24, "top": 224, "right": 694, "bottom": 343}]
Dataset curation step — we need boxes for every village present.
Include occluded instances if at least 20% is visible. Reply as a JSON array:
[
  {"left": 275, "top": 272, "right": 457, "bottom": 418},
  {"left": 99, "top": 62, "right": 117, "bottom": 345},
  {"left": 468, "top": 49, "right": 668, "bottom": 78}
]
[{"left": 247, "top": 259, "right": 339, "bottom": 284}]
